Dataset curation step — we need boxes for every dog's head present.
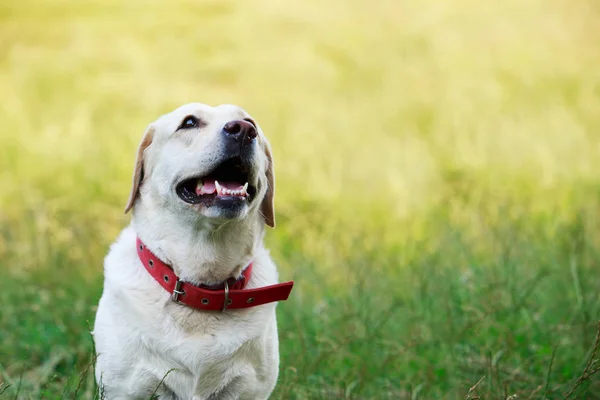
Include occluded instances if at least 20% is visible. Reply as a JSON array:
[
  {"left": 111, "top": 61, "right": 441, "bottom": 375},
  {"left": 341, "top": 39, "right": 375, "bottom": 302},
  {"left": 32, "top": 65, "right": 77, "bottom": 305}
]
[{"left": 124, "top": 103, "right": 275, "bottom": 228}]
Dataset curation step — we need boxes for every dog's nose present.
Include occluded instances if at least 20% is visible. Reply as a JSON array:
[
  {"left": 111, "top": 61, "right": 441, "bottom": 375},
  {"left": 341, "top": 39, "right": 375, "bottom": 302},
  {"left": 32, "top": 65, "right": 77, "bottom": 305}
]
[{"left": 222, "top": 120, "right": 257, "bottom": 142}]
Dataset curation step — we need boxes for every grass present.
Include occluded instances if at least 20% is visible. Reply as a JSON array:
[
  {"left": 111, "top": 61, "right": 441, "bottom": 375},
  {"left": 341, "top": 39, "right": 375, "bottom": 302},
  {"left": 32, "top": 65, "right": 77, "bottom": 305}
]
[{"left": 1, "top": 0, "right": 600, "bottom": 398}]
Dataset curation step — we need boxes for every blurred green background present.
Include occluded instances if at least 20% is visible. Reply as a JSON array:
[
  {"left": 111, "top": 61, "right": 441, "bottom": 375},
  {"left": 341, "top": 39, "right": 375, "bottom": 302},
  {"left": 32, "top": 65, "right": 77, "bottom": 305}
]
[{"left": 1, "top": 0, "right": 600, "bottom": 398}]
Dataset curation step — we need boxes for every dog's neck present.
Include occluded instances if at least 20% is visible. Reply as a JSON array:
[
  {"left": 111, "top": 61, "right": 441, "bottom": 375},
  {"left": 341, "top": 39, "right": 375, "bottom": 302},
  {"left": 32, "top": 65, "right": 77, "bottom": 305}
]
[{"left": 132, "top": 201, "right": 264, "bottom": 286}]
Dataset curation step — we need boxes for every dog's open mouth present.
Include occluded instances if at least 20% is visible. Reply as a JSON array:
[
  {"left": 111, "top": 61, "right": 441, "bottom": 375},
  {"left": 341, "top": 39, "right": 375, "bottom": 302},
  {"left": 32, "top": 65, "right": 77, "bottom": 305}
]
[{"left": 176, "top": 157, "right": 257, "bottom": 205}]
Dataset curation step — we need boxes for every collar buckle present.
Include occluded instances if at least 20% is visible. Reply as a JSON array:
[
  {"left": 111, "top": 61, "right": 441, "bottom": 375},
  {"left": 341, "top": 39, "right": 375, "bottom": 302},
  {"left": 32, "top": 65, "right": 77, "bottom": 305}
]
[
  {"left": 222, "top": 280, "right": 230, "bottom": 312},
  {"left": 172, "top": 279, "right": 185, "bottom": 303}
]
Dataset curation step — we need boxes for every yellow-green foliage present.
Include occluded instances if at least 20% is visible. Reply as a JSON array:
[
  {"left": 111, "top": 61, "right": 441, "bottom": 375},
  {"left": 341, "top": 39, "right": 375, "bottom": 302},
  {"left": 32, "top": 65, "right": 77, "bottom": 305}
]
[
  {"left": 2, "top": 0, "right": 600, "bottom": 398},
  {"left": 2, "top": 0, "right": 599, "bottom": 234}
]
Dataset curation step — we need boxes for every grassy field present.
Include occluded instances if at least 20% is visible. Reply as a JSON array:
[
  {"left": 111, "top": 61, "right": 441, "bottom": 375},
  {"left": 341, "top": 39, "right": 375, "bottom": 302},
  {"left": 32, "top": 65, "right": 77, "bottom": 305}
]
[{"left": 2, "top": 0, "right": 600, "bottom": 398}]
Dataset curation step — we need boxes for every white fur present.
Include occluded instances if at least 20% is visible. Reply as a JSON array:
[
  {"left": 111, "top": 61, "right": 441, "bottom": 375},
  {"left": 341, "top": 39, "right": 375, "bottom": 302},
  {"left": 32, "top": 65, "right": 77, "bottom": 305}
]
[{"left": 93, "top": 103, "right": 282, "bottom": 399}]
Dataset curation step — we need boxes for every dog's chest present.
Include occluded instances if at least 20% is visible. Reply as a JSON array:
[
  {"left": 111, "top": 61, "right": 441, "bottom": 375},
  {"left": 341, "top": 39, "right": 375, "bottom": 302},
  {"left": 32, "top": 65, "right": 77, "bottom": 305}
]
[{"left": 130, "top": 307, "right": 273, "bottom": 399}]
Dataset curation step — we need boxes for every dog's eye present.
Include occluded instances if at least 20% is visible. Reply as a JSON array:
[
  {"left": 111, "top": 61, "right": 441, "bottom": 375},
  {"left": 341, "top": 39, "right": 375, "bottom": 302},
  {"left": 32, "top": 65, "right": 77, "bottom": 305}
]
[{"left": 178, "top": 116, "right": 199, "bottom": 130}]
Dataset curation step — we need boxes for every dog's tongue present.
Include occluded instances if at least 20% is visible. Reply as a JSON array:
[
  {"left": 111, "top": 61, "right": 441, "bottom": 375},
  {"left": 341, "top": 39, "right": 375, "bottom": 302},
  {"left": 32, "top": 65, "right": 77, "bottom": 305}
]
[
  {"left": 198, "top": 180, "right": 216, "bottom": 195},
  {"left": 196, "top": 179, "right": 245, "bottom": 196}
]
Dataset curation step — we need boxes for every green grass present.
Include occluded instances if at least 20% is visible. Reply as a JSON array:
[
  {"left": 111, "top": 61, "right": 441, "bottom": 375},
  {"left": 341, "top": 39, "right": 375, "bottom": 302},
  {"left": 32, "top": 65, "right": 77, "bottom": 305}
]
[{"left": 1, "top": 0, "right": 600, "bottom": 398}]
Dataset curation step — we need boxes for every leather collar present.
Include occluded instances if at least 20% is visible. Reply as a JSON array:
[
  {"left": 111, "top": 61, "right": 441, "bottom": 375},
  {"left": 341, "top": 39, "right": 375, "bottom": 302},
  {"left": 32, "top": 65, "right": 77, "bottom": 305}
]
[{"left": 136, "top": 237, "right": 293, "bottom": 312}]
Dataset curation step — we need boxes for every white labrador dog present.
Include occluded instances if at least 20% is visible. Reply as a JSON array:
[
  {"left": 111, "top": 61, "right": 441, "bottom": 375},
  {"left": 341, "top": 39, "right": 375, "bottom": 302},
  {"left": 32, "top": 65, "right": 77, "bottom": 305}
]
[{"left": 93, "top": 103, "right": 293, "bottom": 400}]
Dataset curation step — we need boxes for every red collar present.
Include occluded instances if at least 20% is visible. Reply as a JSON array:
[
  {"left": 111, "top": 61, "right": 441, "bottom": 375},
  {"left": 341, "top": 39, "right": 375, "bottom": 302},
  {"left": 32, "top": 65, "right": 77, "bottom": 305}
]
[{"left": 136, "top": 237, "right": 294, "bottom": 312}]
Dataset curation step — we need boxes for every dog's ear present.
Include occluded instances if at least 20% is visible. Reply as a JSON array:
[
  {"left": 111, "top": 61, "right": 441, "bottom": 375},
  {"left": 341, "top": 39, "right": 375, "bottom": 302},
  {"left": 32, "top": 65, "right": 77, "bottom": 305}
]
[
  {"left": 124, "top": 125, "right": 155, "bottom": 214},
  {"left": 261, "top": 143, "right": 276, "bottom": 228}
]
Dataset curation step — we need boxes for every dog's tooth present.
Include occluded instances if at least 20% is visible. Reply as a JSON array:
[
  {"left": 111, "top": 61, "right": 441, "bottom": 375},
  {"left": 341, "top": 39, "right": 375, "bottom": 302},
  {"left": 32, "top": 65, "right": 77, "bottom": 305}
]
[
  {"left": 241, "top": 182, "right": 248, "bottom": 196},
  {"left": 215, "top": 181, "right": 222, "bottom": 195}
]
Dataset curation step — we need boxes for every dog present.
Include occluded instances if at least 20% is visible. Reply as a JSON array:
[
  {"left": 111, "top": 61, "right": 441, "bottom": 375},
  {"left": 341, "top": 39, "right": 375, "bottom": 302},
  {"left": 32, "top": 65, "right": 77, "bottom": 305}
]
[{"left": 93, "top": 103, "right": 293, "bottom": 399}]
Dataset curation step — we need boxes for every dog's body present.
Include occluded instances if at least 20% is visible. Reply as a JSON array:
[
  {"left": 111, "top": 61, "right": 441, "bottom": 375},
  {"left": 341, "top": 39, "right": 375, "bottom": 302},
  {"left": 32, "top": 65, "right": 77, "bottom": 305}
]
[{"left": 93, "top": 103, "right": 285, "bottom": 399}]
